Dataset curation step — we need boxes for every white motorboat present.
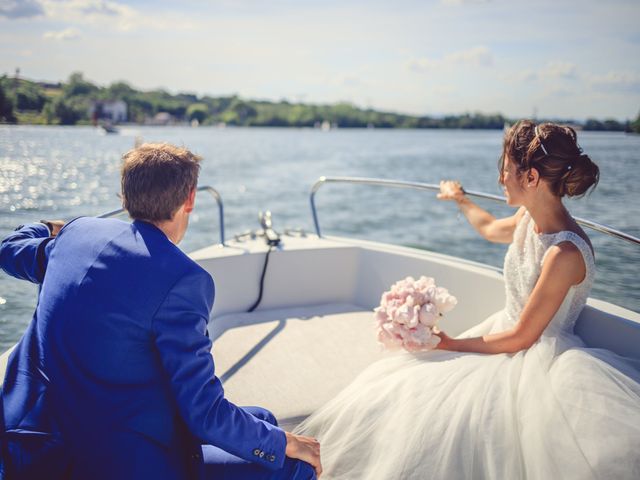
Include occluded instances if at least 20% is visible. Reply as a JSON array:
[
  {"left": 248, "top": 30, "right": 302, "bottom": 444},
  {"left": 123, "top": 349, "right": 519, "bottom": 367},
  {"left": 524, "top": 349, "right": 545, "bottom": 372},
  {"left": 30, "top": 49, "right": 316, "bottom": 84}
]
[{"left": 1, "top": 177, "right": 639, "bottom": 432}]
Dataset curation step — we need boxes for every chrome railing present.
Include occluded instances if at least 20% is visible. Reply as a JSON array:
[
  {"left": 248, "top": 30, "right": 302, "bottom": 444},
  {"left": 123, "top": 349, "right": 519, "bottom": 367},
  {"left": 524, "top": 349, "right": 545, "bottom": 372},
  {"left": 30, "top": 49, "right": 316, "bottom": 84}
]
[
  {"left": 310, "top": 176, "right": 640, "bottom": 246},
  {"left": 99, "top": 185, "right": 226, "bottom": 245}
]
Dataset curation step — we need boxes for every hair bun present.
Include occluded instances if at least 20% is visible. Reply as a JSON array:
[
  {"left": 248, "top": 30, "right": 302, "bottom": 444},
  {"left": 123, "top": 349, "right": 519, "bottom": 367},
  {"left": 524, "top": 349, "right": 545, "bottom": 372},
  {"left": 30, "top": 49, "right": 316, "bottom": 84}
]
[
  {"left": 562, "top": 153, "right": 600, "bottom": 197},
  {"left": 501, "top": 120, "right": 600, "bottom": 198}
]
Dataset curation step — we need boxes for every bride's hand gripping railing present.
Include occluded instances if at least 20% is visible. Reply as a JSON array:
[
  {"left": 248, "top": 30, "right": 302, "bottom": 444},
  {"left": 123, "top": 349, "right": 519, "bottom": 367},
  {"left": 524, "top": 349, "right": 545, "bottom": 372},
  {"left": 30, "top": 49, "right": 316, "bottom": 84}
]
[
  {"left": 309, "top": 176, "right": 640, "bottom": 246},
  {"left": 98, "top": 185, "right": 226, "bottom": 246}
]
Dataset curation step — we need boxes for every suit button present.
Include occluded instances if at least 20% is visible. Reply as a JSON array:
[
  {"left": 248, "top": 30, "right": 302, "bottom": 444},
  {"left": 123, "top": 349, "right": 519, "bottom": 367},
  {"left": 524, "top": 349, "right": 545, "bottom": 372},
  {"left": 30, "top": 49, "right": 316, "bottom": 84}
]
[
  {"left": 269, "top": 455, "right": 276, "bottom": 462},
  {"left": 253, "top": 448, "right": 260, "bottom": 456},
  {"left": 259, "top": 451, "right": 265, "bottom": 458}
]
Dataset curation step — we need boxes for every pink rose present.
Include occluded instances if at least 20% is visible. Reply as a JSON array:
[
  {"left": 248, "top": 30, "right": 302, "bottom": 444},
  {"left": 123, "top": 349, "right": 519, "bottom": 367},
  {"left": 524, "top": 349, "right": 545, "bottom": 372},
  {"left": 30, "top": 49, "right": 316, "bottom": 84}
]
[
  {"left": 402, "top": 324, "right": 439, "bottom": 351},
  {"left": 377, "top": 327, "right": 402, "bottom": 350},
  {"left": 424, "top": 286, "right": 436, "bottom": 302},
  {"left": 415, "top": 276, "right": 435, "bottom": 291},
  {"left": 405, "top": 295, "right": 415, "bottom": 307},
  {"left": 418, "top": 302, "right": 438, "bottom": 326},
  {"left": 374, "top": 307, "right": 388, "bottom": 326},
  {"left": 394, "top": 304, "right": 418, "bottom": 327}
]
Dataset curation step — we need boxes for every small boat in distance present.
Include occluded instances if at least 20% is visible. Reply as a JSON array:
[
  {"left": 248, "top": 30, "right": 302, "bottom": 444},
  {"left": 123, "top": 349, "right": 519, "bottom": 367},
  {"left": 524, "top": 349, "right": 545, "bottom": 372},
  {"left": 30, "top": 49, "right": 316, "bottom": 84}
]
[{"left": 99, "top": 122, "right": 119, "bottom": 134}]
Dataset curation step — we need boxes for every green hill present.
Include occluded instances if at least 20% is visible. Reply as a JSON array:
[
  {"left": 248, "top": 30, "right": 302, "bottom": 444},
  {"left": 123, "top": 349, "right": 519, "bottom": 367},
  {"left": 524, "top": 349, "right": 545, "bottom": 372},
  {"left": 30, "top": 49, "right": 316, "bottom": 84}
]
[{"left": 0, "top": 72, "right": 637, "bottom": 132}]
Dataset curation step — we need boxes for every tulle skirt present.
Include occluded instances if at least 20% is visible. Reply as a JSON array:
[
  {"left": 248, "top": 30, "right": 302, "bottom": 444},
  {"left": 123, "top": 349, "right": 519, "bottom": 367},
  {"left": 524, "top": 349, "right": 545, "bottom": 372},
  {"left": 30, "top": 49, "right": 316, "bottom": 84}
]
[{"left": 294, "top": 310, "right": 640, "bottom": 479}]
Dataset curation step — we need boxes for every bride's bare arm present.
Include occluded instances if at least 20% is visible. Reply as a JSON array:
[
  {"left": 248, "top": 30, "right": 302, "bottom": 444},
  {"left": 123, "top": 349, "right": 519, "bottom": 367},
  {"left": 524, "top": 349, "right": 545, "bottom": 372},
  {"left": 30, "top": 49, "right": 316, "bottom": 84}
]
[
  {"left": 438, "top": 180, "right": 525, "bottom": 244},
  {"left": 437, "top": 242, "right": 586, "bottom": 354}
]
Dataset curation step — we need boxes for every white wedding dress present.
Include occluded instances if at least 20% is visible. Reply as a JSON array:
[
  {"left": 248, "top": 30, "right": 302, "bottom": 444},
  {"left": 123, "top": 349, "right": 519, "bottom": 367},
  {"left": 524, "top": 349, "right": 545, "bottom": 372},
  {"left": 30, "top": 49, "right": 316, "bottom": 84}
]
[{"left": 295, "top": 211, "right": 640, "bottom": 479}]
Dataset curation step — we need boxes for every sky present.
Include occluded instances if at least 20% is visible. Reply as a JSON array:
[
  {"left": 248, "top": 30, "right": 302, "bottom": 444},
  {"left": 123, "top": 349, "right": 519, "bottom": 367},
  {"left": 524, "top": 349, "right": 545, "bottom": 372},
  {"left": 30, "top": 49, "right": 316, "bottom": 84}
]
[{"left": 1, "top": 0, "right": 639, "bottom": 120}]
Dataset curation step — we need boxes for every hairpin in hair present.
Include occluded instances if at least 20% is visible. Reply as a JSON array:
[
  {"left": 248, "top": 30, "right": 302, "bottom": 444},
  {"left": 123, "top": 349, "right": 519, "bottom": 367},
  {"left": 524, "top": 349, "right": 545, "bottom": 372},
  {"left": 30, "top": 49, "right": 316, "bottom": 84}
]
[{"left": 534, "top": 125, "right": 549, "bottom": 156}]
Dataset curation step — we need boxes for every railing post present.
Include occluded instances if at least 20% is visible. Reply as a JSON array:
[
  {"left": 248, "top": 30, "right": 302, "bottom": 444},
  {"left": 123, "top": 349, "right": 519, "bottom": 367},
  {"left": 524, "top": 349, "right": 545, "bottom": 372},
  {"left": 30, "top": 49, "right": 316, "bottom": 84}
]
[{"left": 310, "top": 176, "right": 326, "bottom": 237}]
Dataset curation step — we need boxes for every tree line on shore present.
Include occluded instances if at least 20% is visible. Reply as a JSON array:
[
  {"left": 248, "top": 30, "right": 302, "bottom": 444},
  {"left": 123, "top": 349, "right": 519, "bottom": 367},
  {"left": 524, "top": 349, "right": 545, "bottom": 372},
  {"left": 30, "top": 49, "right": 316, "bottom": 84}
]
[{"left": 1, "top": 72, "right": 639, "bottom": 132}]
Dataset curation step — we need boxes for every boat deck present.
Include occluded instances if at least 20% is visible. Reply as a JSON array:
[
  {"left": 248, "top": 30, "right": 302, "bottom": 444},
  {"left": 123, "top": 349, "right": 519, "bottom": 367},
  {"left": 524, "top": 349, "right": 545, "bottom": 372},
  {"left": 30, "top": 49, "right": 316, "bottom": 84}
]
[{"left": 211, "top": 302, "right": 388, "bottom": 431}]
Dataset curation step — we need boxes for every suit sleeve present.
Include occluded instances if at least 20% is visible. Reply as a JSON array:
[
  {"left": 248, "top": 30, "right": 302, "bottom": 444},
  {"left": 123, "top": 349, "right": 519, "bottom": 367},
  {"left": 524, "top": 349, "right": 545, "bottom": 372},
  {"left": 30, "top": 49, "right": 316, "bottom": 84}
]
[
  {"left": 151, "top": 268, "right": 287, "bottom": 470},
  {"left": 0, "top": 223, "right": 55, "bottom": 284}
]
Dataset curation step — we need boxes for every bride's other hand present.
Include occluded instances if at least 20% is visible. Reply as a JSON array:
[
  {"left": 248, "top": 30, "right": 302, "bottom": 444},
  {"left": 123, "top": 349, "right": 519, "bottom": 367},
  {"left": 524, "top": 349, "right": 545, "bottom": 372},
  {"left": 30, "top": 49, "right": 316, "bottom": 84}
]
[
  {"left": 437, "top": 180, "right": 465, "bottom": 202},
  {"left": 437, "top": 180, "right": 522, "bottom": 244}
]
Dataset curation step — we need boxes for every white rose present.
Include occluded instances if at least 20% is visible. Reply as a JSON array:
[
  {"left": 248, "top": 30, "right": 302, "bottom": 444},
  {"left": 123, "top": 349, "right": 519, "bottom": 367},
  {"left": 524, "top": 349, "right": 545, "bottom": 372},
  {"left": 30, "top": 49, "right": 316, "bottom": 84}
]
[{"left": 434, "top": 287, "right": 457, "bottom": 314}]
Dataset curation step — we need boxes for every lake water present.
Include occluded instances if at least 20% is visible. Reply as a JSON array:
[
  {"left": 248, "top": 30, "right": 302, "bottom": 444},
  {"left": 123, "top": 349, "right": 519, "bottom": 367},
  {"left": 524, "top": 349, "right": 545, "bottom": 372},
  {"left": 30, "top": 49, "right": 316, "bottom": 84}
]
[{"left": 1, "top": 125, "right": 639, "bottom": 352}]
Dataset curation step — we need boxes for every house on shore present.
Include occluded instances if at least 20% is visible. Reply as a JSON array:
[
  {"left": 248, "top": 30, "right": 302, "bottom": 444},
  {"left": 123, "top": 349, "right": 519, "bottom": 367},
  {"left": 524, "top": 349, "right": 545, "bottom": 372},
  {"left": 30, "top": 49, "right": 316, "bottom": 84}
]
[{"left": 89, "top": 100, "right": 127, "bottom": 124}]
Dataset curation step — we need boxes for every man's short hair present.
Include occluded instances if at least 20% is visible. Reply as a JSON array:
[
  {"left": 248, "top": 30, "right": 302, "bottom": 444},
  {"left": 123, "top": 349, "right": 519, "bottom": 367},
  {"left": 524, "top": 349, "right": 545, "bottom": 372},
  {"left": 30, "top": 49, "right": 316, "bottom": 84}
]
[{"left": 121, "top": 143, "right": 202, "bottom": 222}]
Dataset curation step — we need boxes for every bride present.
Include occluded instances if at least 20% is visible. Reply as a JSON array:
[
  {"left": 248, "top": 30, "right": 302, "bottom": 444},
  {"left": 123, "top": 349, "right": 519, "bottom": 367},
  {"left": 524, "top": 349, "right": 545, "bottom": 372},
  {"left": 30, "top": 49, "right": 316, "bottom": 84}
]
[{"left": 295, "top": 120, "right": 640, "bottom": 479}]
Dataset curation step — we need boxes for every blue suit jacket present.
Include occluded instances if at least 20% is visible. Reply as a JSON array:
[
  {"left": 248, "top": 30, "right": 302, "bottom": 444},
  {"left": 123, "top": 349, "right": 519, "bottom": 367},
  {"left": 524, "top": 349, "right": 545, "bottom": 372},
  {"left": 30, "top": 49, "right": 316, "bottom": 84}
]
[{"left": 0, "top": 218, "right": 286, "bottom": 479}]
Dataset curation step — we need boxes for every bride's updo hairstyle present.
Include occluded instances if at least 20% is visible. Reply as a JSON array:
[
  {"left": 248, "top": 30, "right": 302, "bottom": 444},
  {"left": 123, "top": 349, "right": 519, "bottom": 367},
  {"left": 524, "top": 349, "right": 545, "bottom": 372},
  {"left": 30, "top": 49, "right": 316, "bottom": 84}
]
[{"left": 499, "top": 120, "right": 599, "bottom": 197}]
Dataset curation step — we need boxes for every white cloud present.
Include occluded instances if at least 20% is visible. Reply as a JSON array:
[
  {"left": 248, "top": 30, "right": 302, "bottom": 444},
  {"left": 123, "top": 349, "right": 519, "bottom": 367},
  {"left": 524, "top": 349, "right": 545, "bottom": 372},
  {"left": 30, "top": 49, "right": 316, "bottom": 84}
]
[
  {"left": 589, "top": 71, "right": 640, "bottom": 92},
  {"left": 543, "top": 61, "right": 578, "bottom": 79},
  {"left": 42, "top": 0, "right": 144, "bottom": 31},
  {"left": 407, "top": 46, "right": 494, "bottom": 73},
  {"left": 446, "top": 46, "right": 494, "bottom": 67},
  {"left": 42, "top": 0, "right": 128, "bottom": 18},
  {"left": 407, "top": 57, "right": 439, "bottom": 73},
  {"left": 3, "top": 0, "right": 196, "bottom": 32},
  {"left": 43, "top": 27, "right": 81, "bottom": 41},
  {"left": 76, "top": 0, "right": 120, "bottom": 16},
  {"left": 0, "top": 0, "right": 44, "bottom": 19},
  {"left": 508, "top": 62, "right": 578, "bottom": 84}
]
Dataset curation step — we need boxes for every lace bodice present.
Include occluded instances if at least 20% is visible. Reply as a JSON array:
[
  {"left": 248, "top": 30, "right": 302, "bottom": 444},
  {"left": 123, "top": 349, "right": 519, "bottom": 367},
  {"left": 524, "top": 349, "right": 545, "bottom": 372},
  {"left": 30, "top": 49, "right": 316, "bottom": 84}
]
[{"left": 502, "top": 211, "right": 595, "bottom": 335}]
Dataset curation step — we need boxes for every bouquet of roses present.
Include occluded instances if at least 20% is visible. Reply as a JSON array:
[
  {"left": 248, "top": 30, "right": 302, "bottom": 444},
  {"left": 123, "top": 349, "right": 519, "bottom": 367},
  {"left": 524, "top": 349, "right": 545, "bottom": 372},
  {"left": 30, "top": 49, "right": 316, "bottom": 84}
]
[{"left": 374, "top": 276, "right": 457, "bottom": 352}]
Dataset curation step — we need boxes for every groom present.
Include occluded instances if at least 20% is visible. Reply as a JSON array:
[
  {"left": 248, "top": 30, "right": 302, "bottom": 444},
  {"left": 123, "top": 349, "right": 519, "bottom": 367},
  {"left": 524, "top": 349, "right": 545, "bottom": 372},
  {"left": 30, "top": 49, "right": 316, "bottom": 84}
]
[{"left": 0, "top": 143, "right": 321, "bottom": 479}]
